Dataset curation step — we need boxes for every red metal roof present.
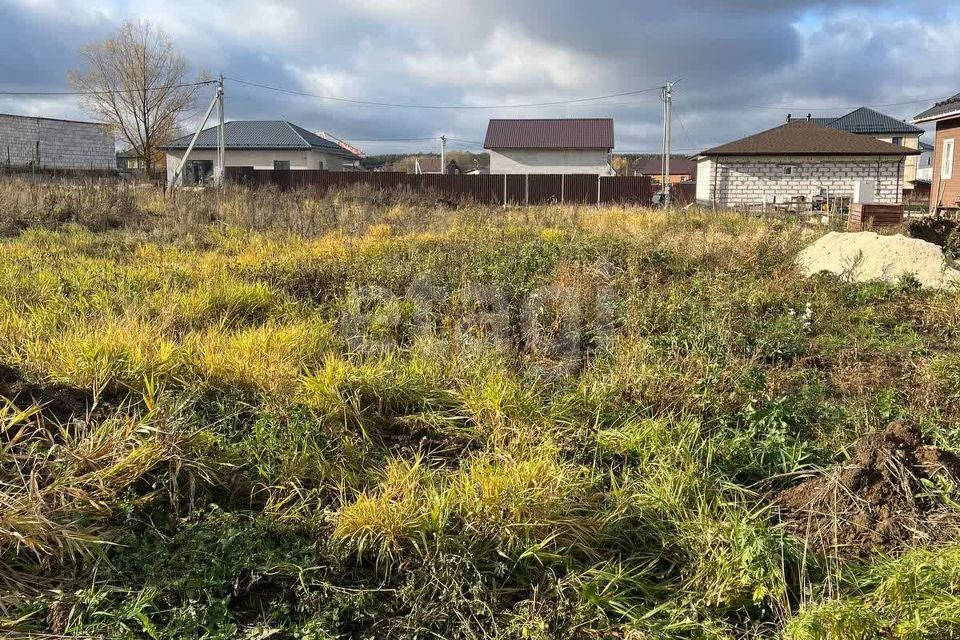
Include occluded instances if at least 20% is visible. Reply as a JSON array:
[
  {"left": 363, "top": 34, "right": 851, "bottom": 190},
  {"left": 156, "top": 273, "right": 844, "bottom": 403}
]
[
  {"left": 484, "top": 118, "right": 614, "bottom": 150},
  {"left": 636, "top": 156, "right": 696, "bottom": 176}
]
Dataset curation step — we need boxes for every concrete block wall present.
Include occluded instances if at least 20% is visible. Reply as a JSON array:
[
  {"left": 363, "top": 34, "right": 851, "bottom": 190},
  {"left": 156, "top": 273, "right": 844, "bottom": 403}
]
[
  {"left": 0, "top": 114, "right": 114, "bottom": 170},
  {"left": 699, "top": 156, "right": 904, "bottom": 207}
]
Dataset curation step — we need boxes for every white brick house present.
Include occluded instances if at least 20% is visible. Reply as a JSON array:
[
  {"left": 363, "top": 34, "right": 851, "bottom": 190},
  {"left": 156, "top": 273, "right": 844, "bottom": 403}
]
[{"left": 695, "top": 118, "right": 918, "bottom": 208}]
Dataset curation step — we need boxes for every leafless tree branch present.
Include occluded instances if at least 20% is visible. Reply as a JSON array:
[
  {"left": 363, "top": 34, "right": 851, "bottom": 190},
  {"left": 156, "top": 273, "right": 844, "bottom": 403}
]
[{"left": 68, "top": 20, "right": 204, "bottom": 173}]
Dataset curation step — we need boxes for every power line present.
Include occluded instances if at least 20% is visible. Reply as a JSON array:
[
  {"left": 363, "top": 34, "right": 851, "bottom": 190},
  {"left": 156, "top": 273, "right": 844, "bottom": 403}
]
[
  {"left": 225, "top": 76, "right": 666, "bottom": 110},
  {"left": 673, "top": 110, "right": 697, "bottom": 151},
  {"left": 343, "top": 136, "right": 438, "bottom": 142},
  {"left": 739, "top": 95, "right": 950, "bottom": 111},
  {"left": 0, "top": 79, "right": 215, "bottom": 97},
  {"left": 617, "top": 148, "right": 703, "bottom": 153}
]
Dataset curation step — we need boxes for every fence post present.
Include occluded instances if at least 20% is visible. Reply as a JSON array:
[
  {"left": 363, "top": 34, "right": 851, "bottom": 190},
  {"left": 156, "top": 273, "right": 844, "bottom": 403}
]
[
  {"left": 561, "top": 174, "right": 564, "bottom": 204},
  {"left": 525, "top": 174, "right": 529, "bottom": 205},
  {"left": 597, "top": 174, "right": 601, "bottom": 206},
  {"left": 503, "top": 174, "right": 507, "bottom": 208}
]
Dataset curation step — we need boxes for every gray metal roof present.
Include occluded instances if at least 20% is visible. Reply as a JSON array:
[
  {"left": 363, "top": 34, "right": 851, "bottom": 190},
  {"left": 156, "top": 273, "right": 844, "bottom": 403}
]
[
  {"left": 913, "top": 93, "right": 960, "bottom": 123},
  {"left": 813, "top": 107, "right": 923, "bottom": 135},
  {"left": 160, "top": 120, "right": 358, "bottom": 157}
]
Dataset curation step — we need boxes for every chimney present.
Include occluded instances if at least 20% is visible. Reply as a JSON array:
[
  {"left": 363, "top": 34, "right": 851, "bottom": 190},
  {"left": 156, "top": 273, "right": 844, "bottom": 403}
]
[
  {"left": 786, "top": 113, "right": 792, "bottom": 123},
  {"left": 806, "top": 113, "right": 812, "bottom": 121}
]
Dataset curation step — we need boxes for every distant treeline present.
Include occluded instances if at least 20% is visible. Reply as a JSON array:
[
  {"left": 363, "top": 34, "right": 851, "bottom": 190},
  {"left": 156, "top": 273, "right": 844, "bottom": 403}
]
[{"left": 361, "top": 151, "right": 490, "bottom": 172}]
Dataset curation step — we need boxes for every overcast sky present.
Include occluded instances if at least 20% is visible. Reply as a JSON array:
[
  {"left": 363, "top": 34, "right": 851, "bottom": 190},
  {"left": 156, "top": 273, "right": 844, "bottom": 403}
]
[{"left": 1, "top": 0, "right": 958, "bottom": 155}]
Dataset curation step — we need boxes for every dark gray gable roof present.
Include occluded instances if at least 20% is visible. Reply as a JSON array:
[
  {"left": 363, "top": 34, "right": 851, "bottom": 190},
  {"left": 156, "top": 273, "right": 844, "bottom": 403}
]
[
  {"left": 819, "top": 107, "right": 922, "bottom": 135},
  {"left": 920, "top": 140, "right": 935, "bottom": 152},
  {"left": 160, "top": 120, "right": 357, "bottom": 157},
  {"left": 805, "top": 109, "right": 922, "bottom": 134},
  {"left": 913, "top": 93, "right": 960, "bottom": 123},
  {"left": 809, "top": 117, "right": 836, "bottom": 127}
]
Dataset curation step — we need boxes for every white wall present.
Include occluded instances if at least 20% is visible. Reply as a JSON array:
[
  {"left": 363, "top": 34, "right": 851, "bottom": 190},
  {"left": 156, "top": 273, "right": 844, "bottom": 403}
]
[
  {"left": 488, "top": 148, "right": 612, "bottom": 175},
  {"left": 697, "top": 155, "right": 906, "bottom": 207},
  {"left": 696, "top": 158, "right": 714, "bottom": 202},
  {"left": 165, "top": 148, "right": 350, "bottom": 183},
  {"left": 874, "top": 134, "right": 920, "bottom": 188}
]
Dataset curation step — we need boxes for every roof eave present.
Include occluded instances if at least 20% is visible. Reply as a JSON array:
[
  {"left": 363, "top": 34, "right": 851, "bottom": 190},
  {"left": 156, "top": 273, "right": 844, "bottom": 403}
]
[
  {"left": 484, "top": 145, "right": 613, "bottom": 151},
  {"left": 849, "top": 129, "right": 924, "bottom": 135},
  {"left": 159, "top": 145, "right": 357, "bottom": 156},
  {"left": 700, "top": 151, "right": 920, "bottom": 157},
  {"left": 160, "top": 145, "right": 315, "bottom": 151},
  {"left": 912, "top": 108, "right": 960, "bottom": 124}
]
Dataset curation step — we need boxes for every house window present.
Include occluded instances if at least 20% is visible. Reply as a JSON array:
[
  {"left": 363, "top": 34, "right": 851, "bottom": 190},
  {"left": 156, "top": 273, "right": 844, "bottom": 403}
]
[
  {"left": 781, "top": 165, "right": 797, "bottom": 176},
  {"left": 892, "top": 136, "right": 903, "bottom": 146},
  {"left": 943, "top": 139, "right": 955, "bottom": 180},
  {"left": 274, "top": 160, "right": 291, "bottom": 170}
]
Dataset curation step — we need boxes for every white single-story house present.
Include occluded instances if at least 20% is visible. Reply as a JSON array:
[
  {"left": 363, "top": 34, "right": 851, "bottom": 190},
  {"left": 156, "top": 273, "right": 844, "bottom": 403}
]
[
  {"left": 161, "top": 120, "right": 361, "bottom": 185},
  {"left": 483, "top": 118, "right": 614, "bottom": 175},
  {"left": 694, "top": 116, "right": 919, "bottom": 208}
]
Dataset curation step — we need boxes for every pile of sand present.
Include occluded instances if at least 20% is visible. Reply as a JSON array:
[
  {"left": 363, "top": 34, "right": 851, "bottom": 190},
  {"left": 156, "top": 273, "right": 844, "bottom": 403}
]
[
  {"left": 776, "top": 422, "right": 960, "bottom": 558},
  {"left": 798, "top": 231, "right": 960, "bottom": 289}
]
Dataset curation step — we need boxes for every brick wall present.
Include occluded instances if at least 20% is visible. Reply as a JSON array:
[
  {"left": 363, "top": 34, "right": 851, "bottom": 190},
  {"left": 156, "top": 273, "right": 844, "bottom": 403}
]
[
  {"left": 699, "top": 155, "right": 905, "bottom": 207},
  {"left": 0, "top": 114, "right": 114, "bottom": 170}
]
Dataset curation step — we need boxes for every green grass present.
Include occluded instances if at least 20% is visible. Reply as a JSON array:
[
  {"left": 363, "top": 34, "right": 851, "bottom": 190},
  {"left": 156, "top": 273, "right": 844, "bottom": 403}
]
[{"left": 2, "top": 181, "right": 960, "bottom": 638}]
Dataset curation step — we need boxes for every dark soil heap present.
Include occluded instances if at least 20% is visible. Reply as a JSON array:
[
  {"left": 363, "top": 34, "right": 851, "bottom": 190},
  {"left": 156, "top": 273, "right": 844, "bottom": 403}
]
[
  {"left": 0, "top": 363, "right": 103, "bottom": 425},
  {"left": 776, "top": 421, "right": 960, "bottom": 558},
  {"left": 908, "top": 216, "right": 960, "bottom": 258}
]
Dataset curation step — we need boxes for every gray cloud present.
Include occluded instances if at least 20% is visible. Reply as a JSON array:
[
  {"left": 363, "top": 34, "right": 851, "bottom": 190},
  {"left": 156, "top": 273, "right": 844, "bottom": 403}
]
[{"left": 0, "top": 0, "right": 956, "bottom": 153}]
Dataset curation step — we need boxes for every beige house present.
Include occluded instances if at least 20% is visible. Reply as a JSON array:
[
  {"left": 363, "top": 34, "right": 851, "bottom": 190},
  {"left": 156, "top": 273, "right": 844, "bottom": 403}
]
[
  {"left": 161, "top": 120, "right": 360, "bottom": 186},
  {"left": 483, "top": 118, "right": 614, "bottom": 175},
  {"left": 695, "top": 117, "right": 918, "bottom": 208},
  {"left": 811, "top": 107, "right": 924, "bottom": 190}
]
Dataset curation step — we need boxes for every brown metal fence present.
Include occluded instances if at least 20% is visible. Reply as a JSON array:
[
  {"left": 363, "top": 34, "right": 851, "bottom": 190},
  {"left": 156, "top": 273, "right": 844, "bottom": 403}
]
[{"left": 225, "top": 168, "right": 653, "bottom": 205}]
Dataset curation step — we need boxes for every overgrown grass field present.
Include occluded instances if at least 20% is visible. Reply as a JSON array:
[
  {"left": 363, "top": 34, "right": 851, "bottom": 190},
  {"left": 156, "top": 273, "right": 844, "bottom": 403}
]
[{"left": 2, "top": 181, "right": 960, "bottom": 638}]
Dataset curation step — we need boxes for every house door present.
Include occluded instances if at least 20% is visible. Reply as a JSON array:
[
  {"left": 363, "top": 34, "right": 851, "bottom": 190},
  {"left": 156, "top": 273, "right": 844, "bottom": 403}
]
[{"left": 186, "top": 160, "right": 214, "bottom": 185}]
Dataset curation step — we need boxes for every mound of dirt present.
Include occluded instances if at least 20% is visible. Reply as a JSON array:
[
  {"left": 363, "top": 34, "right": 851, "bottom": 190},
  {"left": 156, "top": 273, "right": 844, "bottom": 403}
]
[
  {"left": 797, "top": 231, "right": 960, "bottom": 289},
  {"left": 776, "top": 421, "right": 960, "bottom": 558}
]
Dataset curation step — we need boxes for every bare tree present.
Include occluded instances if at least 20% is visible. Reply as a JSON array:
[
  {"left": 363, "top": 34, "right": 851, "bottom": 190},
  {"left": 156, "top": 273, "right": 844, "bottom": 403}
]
[{"left": 69, "top": 21, "right": 206, "bottom": 172}]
